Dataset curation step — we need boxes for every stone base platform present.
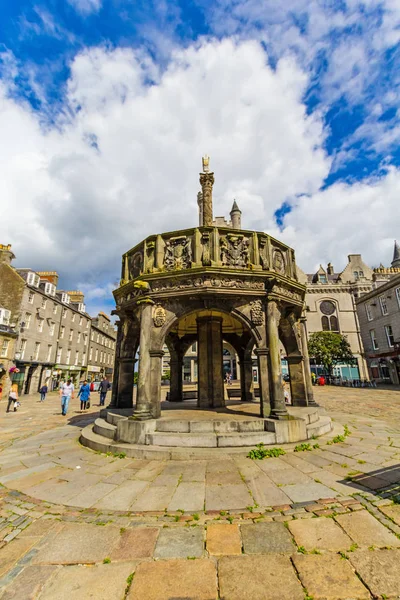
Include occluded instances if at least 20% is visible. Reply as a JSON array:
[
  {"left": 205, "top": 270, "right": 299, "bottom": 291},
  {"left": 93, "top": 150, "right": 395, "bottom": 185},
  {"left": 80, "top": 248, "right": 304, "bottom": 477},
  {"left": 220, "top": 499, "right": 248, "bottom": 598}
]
[{"left": 80, "top": 402, "right": 333, "bottom": 459}]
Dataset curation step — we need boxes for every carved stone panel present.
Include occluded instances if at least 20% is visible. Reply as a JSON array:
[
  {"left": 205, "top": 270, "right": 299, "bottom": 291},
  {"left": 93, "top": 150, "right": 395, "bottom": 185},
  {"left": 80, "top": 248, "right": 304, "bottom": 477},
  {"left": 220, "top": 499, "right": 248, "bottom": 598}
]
[
  {"left": 250, "top": 300, "right": 264, "bottom": 325},
  {"left": 128, "top": 252, "right": 143, "bottom": 280},
  {"left": 164, "top": 236, "right": 192, "bottom": 271},
  {"left": 146, "top": 241, "right": 155, "bottom": 273},
  {"left": 220, "top": 234, "right": 249, "bottom": 267},
  {"left": 153, "top": 304, "right": 166, "bottom": 327},
  {"left": 272, "top": 249, "right": 286, "bottom": 275}
]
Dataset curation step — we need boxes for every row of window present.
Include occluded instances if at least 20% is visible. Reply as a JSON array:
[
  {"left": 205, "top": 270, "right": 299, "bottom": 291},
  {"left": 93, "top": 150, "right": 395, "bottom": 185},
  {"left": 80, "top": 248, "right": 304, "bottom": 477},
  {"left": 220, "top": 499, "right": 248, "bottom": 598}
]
[
  {"left": 18, "top": 340, "right": 56, "bottom": 363},
  {"left": 91, "top": 331, "right": 115, "bottom": 349},
  {"left": 370, "top": 325, "right": 395, "bottom": 350},
  {"left": 0, "top": 308, "right": 11, "bottom": 326},
  {"left": 27, "top": 291, "right": 86, "bottom": 315},
  {"left": 88, "top": 347, "right": 113, "bottom": 365},
  {"left": 366, "top": 288, "right": 400, "bottom": 321}
]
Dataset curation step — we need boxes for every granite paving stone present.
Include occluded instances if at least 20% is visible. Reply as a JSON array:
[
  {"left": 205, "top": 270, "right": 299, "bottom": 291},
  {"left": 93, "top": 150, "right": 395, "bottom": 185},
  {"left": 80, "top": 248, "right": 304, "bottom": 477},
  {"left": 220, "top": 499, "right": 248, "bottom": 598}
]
[
  {"left": 378, "top": 503, "right": 400, "bottom": 526},
  {"left": 110, "top": 527, "right": 159, "bottom": 560},
  {"left": 154, "top": 526, "right": 204, "bottom": 559},
  {"left": 205, "top": 484, "right": 252, "bottom": 510},
  {"left": 39, "top": 562, "right": 137, "bottom": 600},
  {"left": 0, "top": 565, "right": 58, "bottom": 600},
  {"left": 128, "top": 559, "right": 217, "bottom": 600},
  {"left": 349, "top": 548, "right": 400, "bottom": 599},
  {"left": 93, "top": 479, "right": 149, "bottom": 510},
  {"left": 241, "top": 522, "right": 295, "bottom": 554},
  {"left": 293, "top": 553, "right": 370, "bottom": 600},
  {"left": 280, "top": 481, "right": 335, "bottom": 502},
  {"left": 0, "top": 539, "right": 37, "bottom": 578},
  {"left": 218, "top": 555, "right": 303, "bottom": 600},
  {"left": 206, "top": 523, "right": 242, "bottom": 555},
  {"left": 66, "top": 482, "right": 118, "bottom": 508},
  {"left": 130, "top": 484, "right": 177, "bottom": 511},
  {"left": 32, "top": 523, "right": 121, "bottom": 564},
  {"left": 168, "top": 482, "right": 205, "bottom": 511},
  {"left": 288, "top": 517, "right": 353, "bottom": 551},
  {"left": 335, "top": 510, "right": 400, "bottom": 548}
]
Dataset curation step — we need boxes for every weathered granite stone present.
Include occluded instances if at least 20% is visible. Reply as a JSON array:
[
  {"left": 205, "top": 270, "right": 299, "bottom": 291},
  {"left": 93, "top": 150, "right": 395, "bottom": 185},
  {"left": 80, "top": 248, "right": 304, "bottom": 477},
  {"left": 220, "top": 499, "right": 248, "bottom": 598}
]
[
  {"left": 206, "top": 524, "right": 242, "bottom": 555},
  {"left": 110, "top": 527, "right": 159, "bottom": 560},
  {"left": 349, "top": 548, "right": 400, "bottom": 598},
  {"left": 288, "top": 517, "right": 353, "bottom": 551},
  {"left": 335, "top": 511, "right": 400, "bottom": 548},
  {"left": 0, "top": 539, "right": 37, "bottom": 578},
  {"left": 154, "top": 526, "right": 204, "bottom": 559},
  {"left": 241, "top": 522, "right": 295, "bottom": 554},
  {"left": 0, "top": 566, "right": 58, "bottom": 600}
]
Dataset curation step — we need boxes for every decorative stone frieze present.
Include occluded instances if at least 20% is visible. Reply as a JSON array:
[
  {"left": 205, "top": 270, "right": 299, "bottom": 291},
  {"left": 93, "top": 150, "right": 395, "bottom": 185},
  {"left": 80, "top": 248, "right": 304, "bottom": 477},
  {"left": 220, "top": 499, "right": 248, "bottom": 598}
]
[
  {"left": 250, "top": 300, "right": 264, "bottom": 325},
  {"left": 164, "top": 236, "right": 192, "bottom": 271},
  {"left": 220, "top": 234, "right": 250, "bottom": 267},
  {"left": 153, "top": 304, "right": 166, "bottom": 327},
  {"left": 272, "top": 248, "right": 286, "bottom": 275}
]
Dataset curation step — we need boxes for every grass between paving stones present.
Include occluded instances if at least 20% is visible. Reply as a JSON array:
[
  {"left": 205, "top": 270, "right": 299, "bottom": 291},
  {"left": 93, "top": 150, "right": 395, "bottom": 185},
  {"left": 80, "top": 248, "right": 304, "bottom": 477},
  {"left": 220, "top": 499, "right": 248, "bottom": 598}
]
[
  {"left": 124, "top": 573, "right": 135, "bottom": 598},
  {"left": 247, "top": 444, "right": 286, "bottom": 460},
  {"left": 294, "top": 443, "right": 320, "bottom": 452}
]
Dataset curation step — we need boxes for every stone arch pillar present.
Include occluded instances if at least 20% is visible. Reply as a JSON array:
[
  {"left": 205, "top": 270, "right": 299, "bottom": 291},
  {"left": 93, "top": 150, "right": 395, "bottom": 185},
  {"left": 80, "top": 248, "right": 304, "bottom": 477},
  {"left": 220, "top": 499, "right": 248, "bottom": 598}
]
[
  {"left": 267, "top": 300, "right": 288, "bottom": 419},
  {"left": 112, "top": 314, "right": 139, "bottom": 409},
  {"left": 197, "top": 315, "right": 224, "bottom": 408}
]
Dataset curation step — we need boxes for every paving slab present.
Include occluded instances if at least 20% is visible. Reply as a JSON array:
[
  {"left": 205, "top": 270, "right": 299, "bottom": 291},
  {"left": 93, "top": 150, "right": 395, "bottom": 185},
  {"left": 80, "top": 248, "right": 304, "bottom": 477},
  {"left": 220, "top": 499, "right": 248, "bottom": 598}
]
[
  {"left": 128, "top": 559, "right": 217, "bottom": 600},
  {"left": 0, "top": 565, "right": 58, "bottom": 600},
  {"left": 0, "top": 538, "right": 37, "bottom": 578},
  {"left": 218, "top": 555, "right": 303, "bottom": 600},
  {"left": 206, "top": 523, "right": 242, "bottom": 555},
  {"left": 110, "top": 527, "right": 159, "bottom": 560},
  {"left": 39, "top": 562, "right": 137, "bottom": 600},
  {"left": 206, "top": 484, "right": 252, "bottom": 510},
  {"left": 154, "top": 526, "right": 204, "bottom": 559},
  {"left": 18, "top": 519, "right": 62, "bottom": 538},
  {"left": 280, "top": 481, "right": 335, "bottom": 503},
  {"left": 130, "top": 485, "right": 177, "bottom": 511},
  {"left": 167, "top": 482, "right": 205, "bottom": 511},
  {"left": 293, "top": 553, "right": 370, "bottom": 600},
  {"left": 67, "top": 482, "right": 117, "bottom": 508},
  {"left": 241, "top": 522, "right": 295, "bottom": 554},
  {"left": 378, "top": 503, "right": 400, "bottom": 526},
  {"left": 349, "top": 548, "right": 400, "bottom": 599},
  {"left": 93, "top": 479, "right": 149, "bottom": 510},
  {"left": 335, "top": 510, "right": 400, "bottom": 548},
  {"left": 288, "top": 517, "right": 353, "bottom": 551},
  {"left": 32, "top": 523, "right": 121, "bottom": 564}
]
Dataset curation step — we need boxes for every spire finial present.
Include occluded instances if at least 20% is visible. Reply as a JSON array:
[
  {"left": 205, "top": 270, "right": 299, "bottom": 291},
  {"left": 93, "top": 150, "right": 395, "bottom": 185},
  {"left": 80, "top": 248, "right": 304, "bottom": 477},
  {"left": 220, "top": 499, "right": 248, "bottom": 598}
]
[
  {"left": 202, "top": 155, "right": 210, "bottom": 173},
  {"left": 392, "top": 239, "right": 400, "bottom": 268}
]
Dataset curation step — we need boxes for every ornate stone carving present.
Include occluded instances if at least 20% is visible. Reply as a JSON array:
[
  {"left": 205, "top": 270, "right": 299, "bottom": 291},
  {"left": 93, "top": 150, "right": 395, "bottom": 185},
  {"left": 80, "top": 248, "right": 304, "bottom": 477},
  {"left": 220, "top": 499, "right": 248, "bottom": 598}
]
[
  {"left": 259, "top": 236, "right": 269, "bottom": 270},
  {"left": 151, "top": 275, "right": 264, "bottom": 292},
  {"left": 211, "top": 277, "right": 264, "bottom": 290},
  {"left": 145, "top": 241, "right": 155, "bottom": 273},
  {"left": 272, "top": 284, "right": 303, "bottom": 302},
  {"left": 128, "top": 252, "right": 143, "bottom": 279},
  {"left": 201, "top": 231, "right": 211, "bottom": 266},
  {"left": 220, "top": 234, "right": 249, "bottom": 267},
  {"left": 153, "top": 304, "right": 166, "bottom": 327},
  {"left": 250, "top": 300, "right": 264, "bottom": 325},
  {"left": 272, "top": 249, "right": 286, "bottom": 275},
  {"left": 164, "top": 236, "right": 192, "bottom": 271},
  {"left": 199, "top": 172, "right": 214, "bottom": 227}
]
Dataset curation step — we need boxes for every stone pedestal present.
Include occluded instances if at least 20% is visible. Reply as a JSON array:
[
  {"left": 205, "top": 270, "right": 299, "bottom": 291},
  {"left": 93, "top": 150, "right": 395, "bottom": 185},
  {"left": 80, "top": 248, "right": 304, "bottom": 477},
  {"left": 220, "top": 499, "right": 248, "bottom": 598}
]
[
  {"left": 197, "top": 315, "right": 224, "bottom": 408},
  {"left": 169, "top": 356, "right": 183, "bottom": 402},
  {"left": 254, "top": 348, "right": 270, "bottom": 417},
  {"left": 267, "top": 301, "right": 288, "bottom": 419},
  {"left": 117, "top": 358, "right": 135, "bottom": 409},
  {"left": 287, "top": 355, "right": 307, "bottom": 406},
  {"left": 300, "top": 317, "right": 317, "bottom": 406}
]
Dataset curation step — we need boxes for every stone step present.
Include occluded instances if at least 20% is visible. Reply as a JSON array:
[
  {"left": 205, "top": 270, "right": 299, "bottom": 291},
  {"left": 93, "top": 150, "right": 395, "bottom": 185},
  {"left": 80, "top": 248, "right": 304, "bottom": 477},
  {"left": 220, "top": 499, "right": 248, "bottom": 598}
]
[
  {"left": 155, "top": 419, "right": 265, "bottom": 434},
  {"left": 217, "top": 432, "right": 276, "bottom": 447},
  {"left": 106, "top": 411, "right": 131, "bottom": 426},
  {"left": 93, "top": 418, "right": 117, "bottom": 440},
  {"left": 146, "top": 432, "right": 218, "bottom": 448},
  {"left": 306, "top": 416, "right": 332, "bottom": 438}
]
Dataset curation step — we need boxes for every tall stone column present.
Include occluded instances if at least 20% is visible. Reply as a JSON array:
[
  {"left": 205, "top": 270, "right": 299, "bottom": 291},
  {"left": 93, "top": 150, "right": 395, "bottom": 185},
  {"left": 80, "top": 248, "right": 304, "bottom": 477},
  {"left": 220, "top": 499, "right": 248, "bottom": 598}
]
[
  {"left": 149, "top": 350, "right": 164, "bottom": 418},
  {"left": 199, "top": 172, "right": 215, "bottom": 227},
  {"left": 239, "top": 358, "right": 254, "bottom": 402},
  {"left": 287, "top": 356, "right": 307, "bottom": 406},
  {"left": 299, "top": 317, "right": 317, "bottom": 406},
  {"left": 197, "top": 315, "right": 224, "bottom": 408},
  {"left": 117, "top": 357, "right": 136, "bottom": 408},
  {"left": 108, "top": 357, "right": 119, "bottom": 408},
  {"left": 169, "top": 356, "right": 183, "bottom": 402},
  {"left": 254, "top": 348, "right": 270, "bottom": 417},
  {"left": 133, "top": 304, "right": 153, "bottom": 420},
  {"left": 267, "top": 300, "right": 288, "bottom": 419}
]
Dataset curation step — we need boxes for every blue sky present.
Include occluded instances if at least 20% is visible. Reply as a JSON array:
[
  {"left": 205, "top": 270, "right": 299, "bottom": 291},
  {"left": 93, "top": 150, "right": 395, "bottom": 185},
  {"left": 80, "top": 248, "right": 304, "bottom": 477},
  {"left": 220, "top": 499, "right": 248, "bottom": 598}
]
[{"left": 1, "top": 0, "right": 400, "bottom": 315}]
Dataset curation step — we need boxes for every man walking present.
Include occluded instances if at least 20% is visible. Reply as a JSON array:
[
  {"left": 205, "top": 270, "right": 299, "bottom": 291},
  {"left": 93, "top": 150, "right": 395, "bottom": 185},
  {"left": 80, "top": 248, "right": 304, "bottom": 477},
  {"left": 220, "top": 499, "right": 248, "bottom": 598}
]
[
  {"left": 99, "top": 377, "right": 111, "bottom": 406},
  {"left": 40, "top": 384, "right": 48, "bottom": 402},
  {"left": 59, "top": 379, "right": 74, "bottom": 416}
]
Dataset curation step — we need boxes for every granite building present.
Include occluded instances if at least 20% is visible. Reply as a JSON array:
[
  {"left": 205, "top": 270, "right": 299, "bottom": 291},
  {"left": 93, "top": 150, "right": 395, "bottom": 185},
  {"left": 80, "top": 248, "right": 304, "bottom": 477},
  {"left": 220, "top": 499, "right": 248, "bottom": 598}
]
[{"left": 87, "top": 312, "right": 117, "bottom": 382}]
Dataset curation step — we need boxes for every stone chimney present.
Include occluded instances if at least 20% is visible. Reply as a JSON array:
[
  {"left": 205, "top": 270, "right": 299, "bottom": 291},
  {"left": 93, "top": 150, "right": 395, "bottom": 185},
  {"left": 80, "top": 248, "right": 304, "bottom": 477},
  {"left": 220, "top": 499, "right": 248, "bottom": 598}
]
[
  {"left": 0, "top": 244, "right": 15, "bottom": 265},
  {"left": 37, "top": 271, "right": 59, "bottom": 286},
  {"left": 230, "top": 200, "right": 242, "bottom": 230},
  {"left": 67, "top": 290, "right": 84, "bottom": 303},
  {"left": 327, "top": 262, "right": 334, "bottom": 275}
]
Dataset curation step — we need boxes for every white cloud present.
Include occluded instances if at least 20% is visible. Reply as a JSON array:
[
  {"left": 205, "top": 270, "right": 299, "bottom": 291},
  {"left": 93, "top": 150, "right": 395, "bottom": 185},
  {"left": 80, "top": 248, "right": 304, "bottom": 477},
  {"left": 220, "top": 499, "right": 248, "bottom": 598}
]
[
  {"left": 1, "top": 37, "right": 398, "bottom": 313},
  {"left": 67, "top": 0, "right": 102, "bottom": 16}
]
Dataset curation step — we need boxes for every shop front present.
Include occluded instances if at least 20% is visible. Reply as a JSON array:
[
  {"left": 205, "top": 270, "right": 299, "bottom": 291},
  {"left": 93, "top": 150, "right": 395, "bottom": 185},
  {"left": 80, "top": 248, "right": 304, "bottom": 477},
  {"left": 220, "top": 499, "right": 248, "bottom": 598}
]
[
  {"left": 53, "top": 364, "right": 85, "bottom": 389},
  {"left": 87, "top": 364, "right": 102, "bottom": 382}
]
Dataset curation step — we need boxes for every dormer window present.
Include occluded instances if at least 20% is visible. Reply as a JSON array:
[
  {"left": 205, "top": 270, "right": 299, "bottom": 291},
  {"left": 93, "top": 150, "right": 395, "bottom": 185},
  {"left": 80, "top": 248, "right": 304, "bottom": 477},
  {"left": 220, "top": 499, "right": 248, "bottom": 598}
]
[
  {"left": 319, "top": 274, "right": 327, "bottom": 283},
  {"left": 27, "top": 272, "right": 40, "bottom": 287},
  {"left": 78, "top": 303, "right": 86, "bottom": 313},
  {"left": 61, "top": 293, "right": 70, "bottom": 304},
  {"left": 44, "top": 282, "right": 56, "bottom": 296}
]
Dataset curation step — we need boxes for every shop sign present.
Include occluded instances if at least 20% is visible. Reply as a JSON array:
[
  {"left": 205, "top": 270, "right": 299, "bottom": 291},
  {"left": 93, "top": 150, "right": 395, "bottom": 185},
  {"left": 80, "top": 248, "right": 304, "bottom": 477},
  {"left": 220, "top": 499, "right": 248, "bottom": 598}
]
[{"left": 88, "top": 365, "right": 101, "bottom": 372}]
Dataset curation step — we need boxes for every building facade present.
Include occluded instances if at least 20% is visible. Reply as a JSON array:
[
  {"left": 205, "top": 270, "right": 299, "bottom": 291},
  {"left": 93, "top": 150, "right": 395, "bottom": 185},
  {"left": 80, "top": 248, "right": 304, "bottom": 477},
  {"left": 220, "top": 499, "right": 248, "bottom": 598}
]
[
  {"left": 87, "top": 312, "right": 117, "bottom": 381},
  {"left": 356, "top": 273, "right": 400, "bottom": 385}
]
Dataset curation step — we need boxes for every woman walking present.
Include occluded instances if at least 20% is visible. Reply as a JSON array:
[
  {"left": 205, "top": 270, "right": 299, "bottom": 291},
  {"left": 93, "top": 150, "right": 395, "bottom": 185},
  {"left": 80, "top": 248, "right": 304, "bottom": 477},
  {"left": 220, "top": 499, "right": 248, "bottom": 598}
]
[{"left": 77, "top": 380, "right": 90, "bottom": 411}]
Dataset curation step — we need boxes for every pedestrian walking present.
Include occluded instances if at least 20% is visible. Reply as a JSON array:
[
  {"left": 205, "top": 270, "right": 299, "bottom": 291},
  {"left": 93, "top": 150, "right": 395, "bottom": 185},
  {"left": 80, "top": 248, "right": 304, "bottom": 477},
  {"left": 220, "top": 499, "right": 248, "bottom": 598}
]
[
  {"left": 98, "top": 377, "right": 111, "bottom": 406},
  {"left": 77, "top": 380, "right": 90, "bottom": 411},
  {"left": 40, "top": 384, "right": 48, "bottom": 402},
  {"left": 6, "top": 384, "right": 19, "bottom": 413},
  {"left": 59, "top": 379, "right": 75, "bottom": 416}
]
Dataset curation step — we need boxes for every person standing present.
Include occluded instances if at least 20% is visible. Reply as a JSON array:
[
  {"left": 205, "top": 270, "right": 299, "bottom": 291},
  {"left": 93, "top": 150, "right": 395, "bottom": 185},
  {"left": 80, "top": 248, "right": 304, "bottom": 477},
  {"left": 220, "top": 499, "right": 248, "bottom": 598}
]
[
  {"left": 98, "top": 377, "right": 111, "bottom": 406},
  {"left": 6, "top": 384, "right": 19, "bottom": 412},
  {"left": 77, "top": 380, "right": 90, "bottom": 411},
  {"left": 59, "top": 379, "right": 74, "bottom": 416},
  {"left": 40, "top": 384, "right": 48, "bottom": 402}
]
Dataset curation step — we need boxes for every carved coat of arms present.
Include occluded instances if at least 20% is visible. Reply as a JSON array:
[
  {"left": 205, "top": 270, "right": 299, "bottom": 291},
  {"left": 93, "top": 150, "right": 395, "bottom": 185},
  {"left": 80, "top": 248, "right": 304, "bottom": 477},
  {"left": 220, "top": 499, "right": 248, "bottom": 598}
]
[
  {"left": 250, "top": 300, "right": 264, "bottom": 326},
  {"left": 164, "top": 236, "right": 192, "bottom": 271},
  {"left": 220, "top": 235, "right": 249, "bottom": 267},
  {"left": 153, "top": 304, "right": 166, "bottom": 327}
]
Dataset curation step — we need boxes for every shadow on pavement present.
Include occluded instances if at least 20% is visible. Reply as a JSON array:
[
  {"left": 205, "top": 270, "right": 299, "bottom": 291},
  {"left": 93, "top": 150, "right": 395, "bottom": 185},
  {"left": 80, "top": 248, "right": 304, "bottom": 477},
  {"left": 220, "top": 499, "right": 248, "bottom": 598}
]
[{"left": 340, "top": 464, "right": 400, "bottom": 499}]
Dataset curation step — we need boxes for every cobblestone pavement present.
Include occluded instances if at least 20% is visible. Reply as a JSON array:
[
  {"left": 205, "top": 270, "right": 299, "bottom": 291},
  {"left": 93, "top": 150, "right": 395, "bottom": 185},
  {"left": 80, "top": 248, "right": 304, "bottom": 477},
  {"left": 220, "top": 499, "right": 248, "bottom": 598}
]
[{"left": 0, "top": 387, "right": 400, "bottom": 599}]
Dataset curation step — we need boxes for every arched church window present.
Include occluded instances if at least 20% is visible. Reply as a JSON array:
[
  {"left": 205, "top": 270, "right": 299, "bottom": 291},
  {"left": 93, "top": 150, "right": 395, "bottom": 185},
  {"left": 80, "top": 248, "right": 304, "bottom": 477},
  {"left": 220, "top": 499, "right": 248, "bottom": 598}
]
[
  {"left": 321, "top": 316, "right": 329, "bottom": 331},
  {"left": 330, "top": 316, "right": 339, "bottom": 331}
]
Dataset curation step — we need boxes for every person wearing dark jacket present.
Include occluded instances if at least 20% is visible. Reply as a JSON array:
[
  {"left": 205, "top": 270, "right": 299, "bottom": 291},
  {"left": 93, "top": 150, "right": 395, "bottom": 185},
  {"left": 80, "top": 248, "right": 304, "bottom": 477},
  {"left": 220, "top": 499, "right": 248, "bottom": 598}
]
[
  {"left": 40, "top": 384, "right": 48, "bottom": 402},
  {"left": 99, "top": 378, "right": 111, "bottom": 406}
]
